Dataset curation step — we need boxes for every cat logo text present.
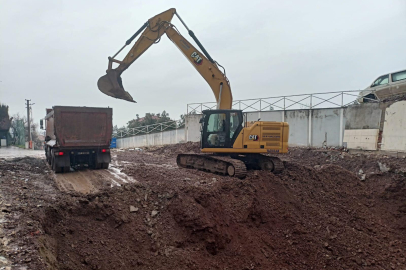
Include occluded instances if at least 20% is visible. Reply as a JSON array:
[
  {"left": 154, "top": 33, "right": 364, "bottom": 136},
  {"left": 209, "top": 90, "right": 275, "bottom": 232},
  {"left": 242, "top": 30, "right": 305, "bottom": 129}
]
[{"left": 191, "top": 52, "right": 203, "bottom": 65}]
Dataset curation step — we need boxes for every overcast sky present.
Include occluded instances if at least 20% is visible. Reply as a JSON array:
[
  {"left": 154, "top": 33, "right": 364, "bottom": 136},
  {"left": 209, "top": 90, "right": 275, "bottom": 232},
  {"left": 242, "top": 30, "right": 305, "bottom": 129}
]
[{"left": 1, "top": 0, "right": 405, "bottom": 127}]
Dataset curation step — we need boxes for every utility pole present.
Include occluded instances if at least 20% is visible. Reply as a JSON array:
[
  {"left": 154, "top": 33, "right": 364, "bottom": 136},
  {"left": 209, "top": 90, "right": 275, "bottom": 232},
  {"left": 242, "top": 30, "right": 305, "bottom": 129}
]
[{"left": 25, "top": 99, "right": 34, "bottom": 149}]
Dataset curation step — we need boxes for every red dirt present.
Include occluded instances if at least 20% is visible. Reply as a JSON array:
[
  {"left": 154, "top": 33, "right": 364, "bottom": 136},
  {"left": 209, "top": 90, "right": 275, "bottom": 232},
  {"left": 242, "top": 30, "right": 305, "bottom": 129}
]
[{"left": 1, "top": 144, "right": 405, "bottom": 269}]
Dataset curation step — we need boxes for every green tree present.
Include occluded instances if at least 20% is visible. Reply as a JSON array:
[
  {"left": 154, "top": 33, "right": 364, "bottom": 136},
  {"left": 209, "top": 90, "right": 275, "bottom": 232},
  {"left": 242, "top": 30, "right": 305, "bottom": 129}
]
[{"left": 127, "top": 111, "right": 173, "bottom": 129}]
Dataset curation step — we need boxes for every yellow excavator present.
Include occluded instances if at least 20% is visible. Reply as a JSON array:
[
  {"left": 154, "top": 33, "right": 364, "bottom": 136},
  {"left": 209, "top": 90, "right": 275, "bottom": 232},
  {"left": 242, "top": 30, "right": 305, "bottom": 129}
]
[{"left": 98, "top": 8, "right": 289, "bottom": 178}]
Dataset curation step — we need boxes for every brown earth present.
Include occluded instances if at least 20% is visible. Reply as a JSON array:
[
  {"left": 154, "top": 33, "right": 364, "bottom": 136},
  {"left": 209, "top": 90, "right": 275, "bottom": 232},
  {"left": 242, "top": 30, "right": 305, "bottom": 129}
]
[{"left": 0, "top": 144, "right": 405, "bottom": 270}]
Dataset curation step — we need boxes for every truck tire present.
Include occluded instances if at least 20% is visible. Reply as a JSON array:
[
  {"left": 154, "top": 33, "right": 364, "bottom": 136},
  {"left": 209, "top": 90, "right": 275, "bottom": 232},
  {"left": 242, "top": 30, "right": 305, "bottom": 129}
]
[
  {"left": 102, "top": 163, "right": 109, "bottom": 169},
  {"left": 94, "top": 162, "right": 102, "bottom": 169},
  {"left": 63, "top": 166, "right": 70, "bottom": 173}
]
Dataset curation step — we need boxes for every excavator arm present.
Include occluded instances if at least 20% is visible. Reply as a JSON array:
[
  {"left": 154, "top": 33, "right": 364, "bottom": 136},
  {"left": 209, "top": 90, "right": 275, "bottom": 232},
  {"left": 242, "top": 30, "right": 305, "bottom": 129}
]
[
  {"left": 97, "top": 8, "right": 176, "bottom": 102},
  {"left": 97, "top": 8, "right": 232, "bottom": 110}
]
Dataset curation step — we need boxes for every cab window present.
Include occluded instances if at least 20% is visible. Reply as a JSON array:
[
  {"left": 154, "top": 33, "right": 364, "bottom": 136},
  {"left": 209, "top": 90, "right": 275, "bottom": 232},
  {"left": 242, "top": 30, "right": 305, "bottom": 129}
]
[
  {"left": 206, "top": 113, "right": 226, "bottom": 147},
  {"left": 371, "top": 75, "right": 389, "bottom": 87},
  {"left": 207, "top": 113, "right": 226, "bottom": 132},
  {"left": 392, "top": 70, "right": 406, "bottom": 82},
  {"left": 229, "top": 113, "right": 240, "bottom": 139}
]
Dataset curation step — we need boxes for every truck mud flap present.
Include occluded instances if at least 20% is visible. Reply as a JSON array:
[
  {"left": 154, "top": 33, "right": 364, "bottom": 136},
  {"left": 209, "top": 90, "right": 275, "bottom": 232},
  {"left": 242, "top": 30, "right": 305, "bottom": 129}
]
[
  {"left": 96, "top": 152, "right": 111, "bottom": 164},
  {"left": 55, "top": 155, "right": 70, "bottom": 167}
]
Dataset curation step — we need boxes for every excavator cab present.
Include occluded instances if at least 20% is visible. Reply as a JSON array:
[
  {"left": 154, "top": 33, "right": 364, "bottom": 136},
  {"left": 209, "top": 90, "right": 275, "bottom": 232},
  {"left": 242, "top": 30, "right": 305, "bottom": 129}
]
[{"left": 200, "top": 110, "right": 243, "bottom": 149}]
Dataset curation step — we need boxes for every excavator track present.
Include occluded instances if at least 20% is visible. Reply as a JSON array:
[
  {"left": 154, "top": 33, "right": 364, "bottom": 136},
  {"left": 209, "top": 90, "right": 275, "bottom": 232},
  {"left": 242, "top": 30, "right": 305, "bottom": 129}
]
[
  {"left": 232, "top": 154, "right": 285, "bottom": 174},
  {"left": 264, "top": 156, "right": 284, "bottom": 174},
  {"left": 177, "top": 154, "right": 247, "bottom": 179}
]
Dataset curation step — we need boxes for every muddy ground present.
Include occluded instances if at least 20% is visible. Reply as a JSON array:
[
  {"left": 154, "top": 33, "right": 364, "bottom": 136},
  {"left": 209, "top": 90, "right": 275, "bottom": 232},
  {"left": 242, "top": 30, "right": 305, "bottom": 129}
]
[{"left": 0, "top": 143, "right": 405, "bottom": 270}]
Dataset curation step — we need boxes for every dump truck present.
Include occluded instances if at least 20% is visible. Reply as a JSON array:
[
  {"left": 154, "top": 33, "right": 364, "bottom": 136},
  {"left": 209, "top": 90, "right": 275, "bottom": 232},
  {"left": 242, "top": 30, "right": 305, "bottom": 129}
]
[{"left": 42, "top": 106, "right": 113, "bottom": 173}]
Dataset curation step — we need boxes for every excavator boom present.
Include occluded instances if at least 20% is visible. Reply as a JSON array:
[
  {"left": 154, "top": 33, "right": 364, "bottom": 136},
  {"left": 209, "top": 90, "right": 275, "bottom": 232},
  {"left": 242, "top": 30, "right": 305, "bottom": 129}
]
[
  {"left": 97, "top": 8, "right": 232, "bottom": 109},
  {"left": 165, "top": 27, "right": 232, "bottom": 109}
]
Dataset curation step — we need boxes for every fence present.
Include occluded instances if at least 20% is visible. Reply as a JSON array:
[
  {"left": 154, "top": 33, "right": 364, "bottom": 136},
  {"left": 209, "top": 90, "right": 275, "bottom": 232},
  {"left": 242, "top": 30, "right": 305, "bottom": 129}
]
[
  {"left": 116, "top": 128, "right": 185, "bottom": 148},
  {"left": 187, "top": 90, "right": 376, "bottom": 114},
  {"left": 114, "top": 90, "right": 393, "bottom": 149},
  {"left": 114, "top": 120, "right": 184, "bottom": 138},
  {"left": 114, "top": 91, "right": 371, "bottom": 139}
]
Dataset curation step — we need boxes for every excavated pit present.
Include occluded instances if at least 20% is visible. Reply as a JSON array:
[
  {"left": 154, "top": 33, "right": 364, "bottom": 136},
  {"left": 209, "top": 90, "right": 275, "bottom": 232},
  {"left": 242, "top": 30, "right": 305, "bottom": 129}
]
[
  {"left": 39, "top": 164, "right": 405, "bottom": 269},
  {"left": 0, "top": 144, "right": 405, "bottom": 269}
]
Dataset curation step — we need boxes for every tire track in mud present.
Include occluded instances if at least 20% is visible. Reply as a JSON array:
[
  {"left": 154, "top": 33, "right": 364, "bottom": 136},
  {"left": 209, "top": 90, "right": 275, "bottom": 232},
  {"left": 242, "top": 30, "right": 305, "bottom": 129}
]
[{"left": 52, "top": 161, "right": 137, "bottom": 194}]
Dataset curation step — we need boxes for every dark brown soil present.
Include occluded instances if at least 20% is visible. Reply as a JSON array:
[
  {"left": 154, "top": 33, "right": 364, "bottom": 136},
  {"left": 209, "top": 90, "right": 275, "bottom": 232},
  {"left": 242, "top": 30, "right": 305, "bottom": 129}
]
[
  {"left": 0, "top": 157, "right": 59, "bottom": 269},
  {"left": 143, "top": 141, "right": 200, "bottom": 157},
  {"left": 1, "top": 144, "right": 405, "bottom": 270}
]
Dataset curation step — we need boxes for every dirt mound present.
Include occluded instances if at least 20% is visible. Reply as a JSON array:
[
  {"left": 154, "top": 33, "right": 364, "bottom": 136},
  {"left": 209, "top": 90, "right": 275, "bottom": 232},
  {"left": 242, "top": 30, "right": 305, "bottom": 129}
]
[
  {"left": 146, "top": 141, "right": 200, "bottom": 157},
  {"left": 38, "top": 161, "right": 406, "bottom": 270},
  {"left": 1, "top": 156, "right": 46, "bottom": 172},
  {"left": 1, "top": 145, "right": 405, "bottom": 269},
  {"left": 286, "top": 148, "right": 406, "bottom": 177},
  {"left": 0, "top": 157, "right": 57, "bottom": 269}
]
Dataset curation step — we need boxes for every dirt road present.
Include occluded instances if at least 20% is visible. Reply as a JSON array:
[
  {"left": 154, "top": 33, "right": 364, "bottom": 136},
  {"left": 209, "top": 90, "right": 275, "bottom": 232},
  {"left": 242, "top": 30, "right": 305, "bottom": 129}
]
[
  {"left": 0, "top": 146, "right": 44, "bottom": 159},
  {"left": 0, "top": 143, "right": 405, "bottom": 270},
  {"left": 53, "top": 160, "right": 136, "bottom": 194}
]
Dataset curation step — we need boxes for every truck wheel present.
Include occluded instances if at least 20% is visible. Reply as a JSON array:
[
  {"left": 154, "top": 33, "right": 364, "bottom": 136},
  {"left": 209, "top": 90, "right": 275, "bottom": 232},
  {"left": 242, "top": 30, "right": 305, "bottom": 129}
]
[
  {"left": 102, "top": 163, "right": 109, "bottom": 169},
  {"left": 63, "top": 166, "right": 70, "bottom": 173},
  {"left": 94, "top": 162, "right": 102, "bottom": 169}
]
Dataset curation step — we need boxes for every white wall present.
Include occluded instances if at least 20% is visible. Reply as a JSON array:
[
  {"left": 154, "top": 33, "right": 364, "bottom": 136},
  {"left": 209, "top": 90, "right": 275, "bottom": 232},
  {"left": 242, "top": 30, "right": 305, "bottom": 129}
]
[
  {"left": 115, "top": 101, "right": 406, "bottom": 152},
  {"left": 185, "top": 114, "right": 201, "bottom": 142},
  {"left": 343, "top": 129, "right": 379, "bottom": 150},
  {"left": 381, "top": 101, "right": 406, "bottom": 151},
  {"left": 184, "top": 105, "right": 380, "bottom": 148},
  {"left": 117, "top": 129, "right": 185, "bottom": 148}
]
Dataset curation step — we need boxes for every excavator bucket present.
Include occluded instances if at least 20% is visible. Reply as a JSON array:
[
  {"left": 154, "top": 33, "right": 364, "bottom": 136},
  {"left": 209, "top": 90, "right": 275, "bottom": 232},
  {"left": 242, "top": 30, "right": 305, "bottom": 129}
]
[{"left": 97, "top": 70, "right": 136, "bottom": 103}]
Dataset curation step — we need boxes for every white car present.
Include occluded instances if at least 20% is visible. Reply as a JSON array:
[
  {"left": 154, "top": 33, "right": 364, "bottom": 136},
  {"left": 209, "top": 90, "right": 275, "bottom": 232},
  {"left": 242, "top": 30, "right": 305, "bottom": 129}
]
[{"left": 358, "top": 69, "right": 406, "bottom": 103}]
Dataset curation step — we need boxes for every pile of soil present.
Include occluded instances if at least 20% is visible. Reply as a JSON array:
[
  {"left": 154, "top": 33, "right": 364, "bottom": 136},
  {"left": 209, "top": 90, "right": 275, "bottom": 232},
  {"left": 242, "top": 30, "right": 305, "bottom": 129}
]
[
  {"left": 0, "top": 157, "right": 59, "bottom": 269},
  {"left": 38, "top": 147, "right": 405, "bottom": 269},
  {"left": 285, "top": 148, "right": 406, "bottom": 176},
  {"left": 145, "top": 141, "right": 200, "bottom": 157},
  {"left": 1, "top": 144, "right": 405, "bottom": 269}
]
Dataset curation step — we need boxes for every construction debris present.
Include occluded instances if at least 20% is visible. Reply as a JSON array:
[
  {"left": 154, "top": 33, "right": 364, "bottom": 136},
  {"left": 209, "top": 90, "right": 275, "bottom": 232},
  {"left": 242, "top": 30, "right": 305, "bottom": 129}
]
[{"left": 378, "top": 162, "right": 390, "bottom": 173}]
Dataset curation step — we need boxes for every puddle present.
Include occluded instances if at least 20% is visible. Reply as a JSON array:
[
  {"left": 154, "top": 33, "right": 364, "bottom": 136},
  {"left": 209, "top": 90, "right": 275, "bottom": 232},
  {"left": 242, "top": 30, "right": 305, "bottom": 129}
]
[{"left": 107, "top": 165, "right": 137, "bottom": 184}]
